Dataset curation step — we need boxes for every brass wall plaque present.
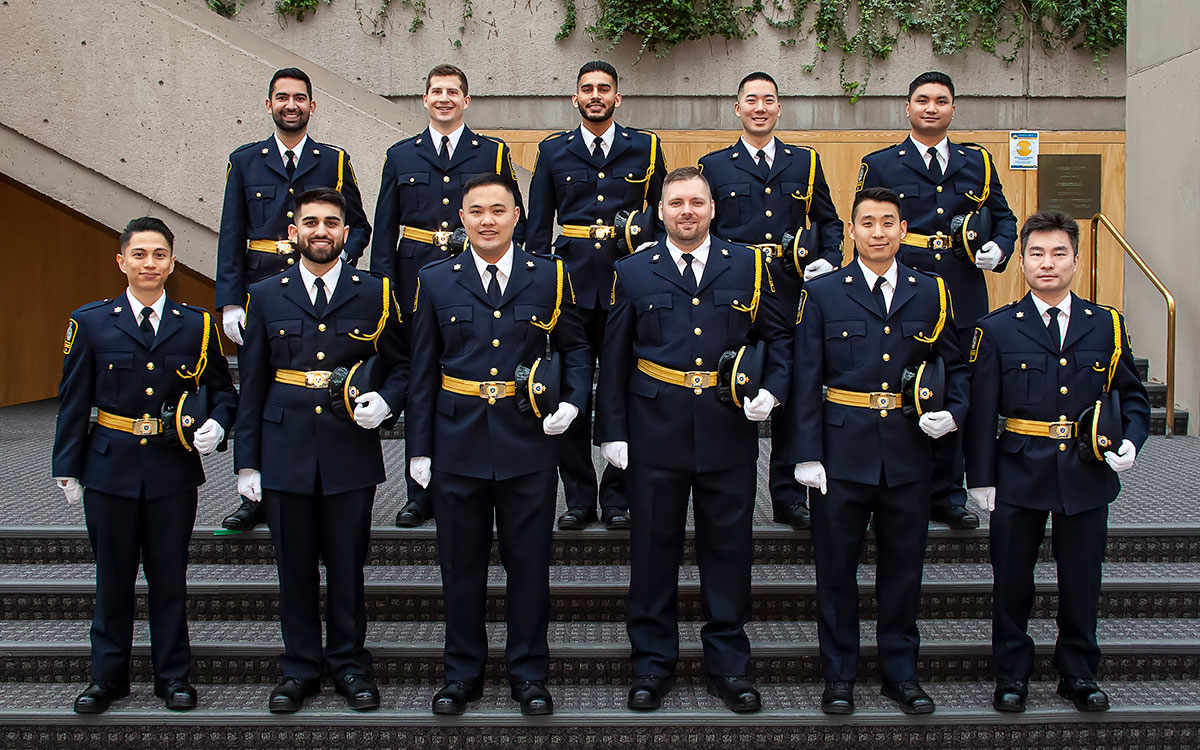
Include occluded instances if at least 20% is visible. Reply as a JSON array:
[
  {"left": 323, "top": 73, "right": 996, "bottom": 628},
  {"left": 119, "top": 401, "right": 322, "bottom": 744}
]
[{"left": 1037, "top": 154, "right": 1102, "bottom": 219}]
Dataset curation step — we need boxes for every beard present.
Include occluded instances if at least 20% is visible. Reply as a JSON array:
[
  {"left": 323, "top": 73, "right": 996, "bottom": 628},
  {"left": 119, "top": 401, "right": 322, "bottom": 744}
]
[
  {"left": 297, "top": 234, "right": 343, "bottom": 264},
  {"left": 577, "top": 99, "right": 616, "bottom": 123},
  {"left": 272, "top": 108, "right": 309, "bottom": 133}
]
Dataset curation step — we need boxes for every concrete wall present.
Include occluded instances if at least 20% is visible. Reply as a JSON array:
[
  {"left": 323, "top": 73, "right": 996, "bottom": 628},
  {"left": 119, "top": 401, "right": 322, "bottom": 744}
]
[{"left": 1124, "top": 1, "right": 1199, "bottom": 433}]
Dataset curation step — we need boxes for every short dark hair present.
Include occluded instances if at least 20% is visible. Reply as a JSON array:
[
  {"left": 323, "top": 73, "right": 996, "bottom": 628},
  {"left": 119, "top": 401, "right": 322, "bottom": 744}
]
[
  {"left": 737, "top": 71, "right": 778, "bottom": 97},
  {"left": 269, "top": 67, "right": 312, "bottom": 98},
  {"left": 907, "top": 71, "right": 954, "bottom": 100},
  {"left": 120, "top": 216, "right": 174, "bottom": 252},
  {"left": 577, "top": 60, "right": 618, "bottom": 89},
  {"left": 294, "top": 187, "right": 346, "bottom": 220},
  {"left": 426, "top": 64, "right": 468, "bottom": 97},
  {"left": 852, "top": 186, "right": 903, "bottom": 221},
  {"left": 661, "top": 166, "right": 710, "bottom": 197},
  {"left": 462, "top": 172, "right": 518, "bottom": 204},
  {"left": 1020, "top": 210, "right": 1079, "bottom": 255}
]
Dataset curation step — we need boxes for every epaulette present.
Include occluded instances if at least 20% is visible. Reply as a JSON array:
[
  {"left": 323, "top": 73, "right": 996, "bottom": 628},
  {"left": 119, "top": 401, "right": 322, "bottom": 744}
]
[
  {"left": 317, "top": 141, "right": 346, "bottom": 153},
  {"left": 865, "top": 143, "right": 902, "bottom": 157},
  {"left": 979, "top": 300, "right": 1019, "bottom": 321},
  {"left": 539, "top": 130, "right": 571, "bottom": 144},
  {"left": 231, "top": 141, "right": 259, "bottom": 155},
  {"left": 702, "top": 143, "right": 736, "bottom": 159},
  {"left": 623, "top": 125, "right": 659, "bottom": 138},
  {"left": 777, "top": 141, "right": 816, "bottom": 155},
  {"left": 74, "top": 298, "right": 113, "bottom": 316},
  {"left": 389, "top": 132, "right": 423, "bottom": 149},
  {"left": 613, "top": 244, "right": 653, "bottom": 267},
  {"left": 424, "top": 255, "right": 462, "bottom": 272},
  {"left": 176, "top": 301, "right": 212, "bottom": 316}
]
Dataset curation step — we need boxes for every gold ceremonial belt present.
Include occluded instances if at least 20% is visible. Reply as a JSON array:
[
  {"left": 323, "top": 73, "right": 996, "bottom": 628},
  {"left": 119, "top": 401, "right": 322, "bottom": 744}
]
[
  {"left": 248, "top": 239, "right": 296, "bottom": 255},
  {"left": 901, "top": 232, "right": 955, "bottom": 250},
  {"left": 275, "top": 369, "right": 333, "bottom": 388},
  {"left": 748, "top": 243, "right": 785, "bottom": 258},
  {"left": 825, "top": 387, "right": 904, "bottom": 410},
  {"left": 1004, "top": 416, "right": 1078, "bottom": 439},
  {"left": 637, "top": 359, "right": 719, "bottom": 389},
  {"left": 562, "top": 224, "right": 617, "bottom": 241},
  {"left": 400, "top": 226, "right": 455, "bottom": 247},
  {"left": 96, "top": 409, "right": 163, "bottom": 436},
  {"left": 441, "top": 374, "right": 517, "bottom": 400}
]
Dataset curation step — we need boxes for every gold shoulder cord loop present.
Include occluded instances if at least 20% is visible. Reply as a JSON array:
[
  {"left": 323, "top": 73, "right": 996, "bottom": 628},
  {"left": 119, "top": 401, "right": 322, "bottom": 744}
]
[
  {"left": 623, "top": 133, "right": 658, "bottom": 204},
  {"left": 788, "top": 147, "right": 818, "bottom": 215},
  {"left": 531, "top": 259, "right": 565, "bottom": 333},
  {"left": 349, "top": 277, "right": 391, "bottom": 351},
  {"left": 177, "top": 311, "right": 211, "bottom": 385},
  {"left": 1105, "top": 307, "right": 1122, "bottom": 392},
  {"left": 335, "top": 149, "right": 345, "bottom": 192},
  {"left": 730, "top": 251, "right": 764, "bottom": 321},
  {"left": 963, "top": 146, "right": 991, "bottom": 209},
  {"left": 913, "top": 277, "right": 948, "bottom": 344}
]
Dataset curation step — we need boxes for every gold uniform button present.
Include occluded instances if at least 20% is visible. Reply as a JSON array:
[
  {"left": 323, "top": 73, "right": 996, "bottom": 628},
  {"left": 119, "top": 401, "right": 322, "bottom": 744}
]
[
  {"left": 288, "top": 188, "right": 294, "bottom": 195},
  {"left": 442, "top": 198, "right": 450, "bottom": 205},
  {"left": 691, "top": 298, "right": 700, "bottom": 306},
  {"left": 353, "top": 328, "right": 360, "bottom": 335},
  {"left": 318, "top": 323, "right": 327, "bottom": 332},
  {"left": 880, "top": 409, "right": 889, "bottom": 418},
  {"left": 597, "top": 195, "right": 605, "bottom": 202},
  {"left": 882, "top": 353, "right": 891, "bottom": 362},
  {"left": 443, "top": 175, "right": 451, "bottom": 183},
  {"left": 693, "top": 388, "right": 703, "bottom": 395},
  {"left": 764, "top": 187, "right": 772, "bottom": 195},
  {"left": 145, "top": 362, "right": 155, "bottom": 371},
  {"left": 1060, "top": 386, "right": 1069, "bottom": 395},
  {"left": 883, "top": 326, "right": 891, "bottom": 334},
  {"left": 493, "top": 310, "right": 501, "bottom": 318},
  {"left": 279, "top": 329, "right": 286, "bottom": 336},
  {"left": 693, "top": 327, "right": 702, "bottom": 336},
  {"left": 492, "top": 339, "right": 500, "bottom": 347},
  {"left": 1021, "top": 362, "right": 1027, "bottom": 369},
  {"left": 450, "top": 316, "right": 457, "bottom": 323},
  {"left": 898, "top": 193, "right": 905, "bottom": 199},
  {"left": 934, "top": 253, "right": 942, "bottom": 261},
  {"left": 1059, "top": 357, "right": 1068, "bottom": 366},
  {"left": 695, "top": 358, "right": 703, "bottom": 366},
  {"left": 1058, "top": 443, "right": 1067, "bottom": 452},
  {"left": 729, "top": 191, "right": 737, "bottom": 198},
  {"left": 490, "top": 367, "right": 499, "bottom": 376},
  {"left": 108, "top": 364, "right": 114, "bottom": 370},
  {"left": 145, "top": 387, "right": 154, "bottom": 396},
  {"left": 842, "top": 331, "right": 849, "bottom": 338},
  {"left": 936, "top": 185, "right": 944, "bottom": 193},
  {"left": 765, "top": 210, "right": 773, "bottom": 217},
  {"left": 488, "top": 397, "right": 496, "bottom": 405},
  {"left": 140, "top": 438, "right": 149, "bottom": 446},
  {"left": 255, "top": 192, "right": 262, "bottom": 198},
  {"left": 1059, "top": 414, "right": 1068, "bottom": 421},
  {"left": 409, "top": 177, "right": 416, "bottom": 183},
  {"left": 315, "top": 406, "right": 323, "bottom": 414},
  {"left": 565, "top": 176, "right": 572, "bottom": 182},
  {"left": 441, "top": 221, "right": 449, "bottom": 228},
  {"left": 881, "top": 382, "right": 889, "bottom": 390},
  {"left": 936, "top": 207, "right": 944, "bottom": 215},
  {"left": 598, "top": 171, "right": 605, "bottom": 179},
  {"left": 287, "top": 258, "right": 295, "bottom": 265},
  {"left": 316, "top": 352, "right": 326, "bottom": 360},
  {"left": 764, "top": 233, "right": 773, "bottom": 240},
  {"left": 286, "top": 211, "right": 294, "bottom": 219}
]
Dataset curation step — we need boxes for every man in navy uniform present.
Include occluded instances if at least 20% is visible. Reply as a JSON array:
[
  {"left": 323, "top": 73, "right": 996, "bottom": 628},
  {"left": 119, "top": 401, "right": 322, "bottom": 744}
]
[
  {"left": 527, "top": 60, "right": 667, "bottom": 531},
  {"left": 217, "top": 67, "right": 371, "bottom": 532},
  {"left": 857, "top": 71, "right": 1017, "bottom": 530},
  {"left": 789, "top": 187, "right": 969, "bottom": 715},
  {"left": 699, "top": 71, "right": 843, "bottom": 531},
  {"left": 235, "top": 188, "right": 407, "bottom": 714},
  {"left": 372, "top": 63, "right": 525, "bottom": 528},
  {"left": 52, "top": 217, "right": 237, "bottom": 713},
  {"left": 596, "top": 166, "right": 791, "bottom": 713},
  {"left": 407, "top": 173, "right": 591, "bottom": 716},
  {"left": 965, "top": 211, "right": 1149, "bottom": 713}
]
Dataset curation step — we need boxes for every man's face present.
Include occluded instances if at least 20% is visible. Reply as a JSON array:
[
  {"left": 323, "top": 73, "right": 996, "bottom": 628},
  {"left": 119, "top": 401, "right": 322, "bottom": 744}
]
[
  {"left": 905, "top": 83, "right": 954, "bottom": 138},
  {"left": 734, "top": 79, "right": 780, "bottom": 139},
  {"left": 460, "top": 183, "right": 519, "bottom": 257},
  {"left": 423, "top": 74, "right": 470, "bottom": 130},
  {"left": 288, "top": 202, "right": 347, "bottom": 264},
  {"left": 573, "top": 71, "right": 621, "bottom": 123},
  {"left": 659, "top": 176, "right": 714, "bottom": 247},
  {"left": 267, "top": 77, "right": 314, "bottom": 134},
  {"left": 849, "top": 199, "right": 906, "bottom": 267},
  {"left": 1021, "top": 229, "right": 1077, "bottom": 296},
  {"left": 116, "top": 231, "right": 174, "bottom": 294}
]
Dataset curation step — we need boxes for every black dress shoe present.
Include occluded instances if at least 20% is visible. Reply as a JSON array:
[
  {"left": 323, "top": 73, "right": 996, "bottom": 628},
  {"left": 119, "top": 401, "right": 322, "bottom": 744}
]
[
  {"left": 432, "top": 680, "right": 484, "bottom": 715},
  {"left": 511, "top": 680, "right": 553, "bottom": 716},
  {"left": 394, "top": 501, "right": 428, "bottom": 528},
  {"left": 601, "top": 507, "right": 630, "bottom": 530},
  {"left": 154, "top": 677, "right": 197, "bottom": 711},
  {"left": 881, "top": 680, "right": 936, "bottom": 714},
  {"left": 1057, "top": 676, "right": 1110, "bottom": 711},
  {"left": 993, "top": 679, "right": 1028, "bottom": 713},
  {"left": 706, "top": 675, "right": 762, "bottom": 713},
  {"left": 335, "top": 673, "right": 381, "bottom": 711},
  {"left": 627, "top": 674, "right": 673, "bottom": 711},
  {"left": 222, "top": 499, "right": 265, "bottom": 531},
  {"left": 268, "top": 677, "right": 321, "bottom": 714},
  {"left": 821, "top": 681, "right": 854, "bottom": 715},
  {"left": 772, "top": 502, "right": 812, "bottom": 530},
  {"left": 557, "top": 508, "right": 598, "bottom": 531},
  {"left": 73, "top": 681, "right": 130, "bottom": 714},
  {"left": 931, "top": 505, "right": 980, "bottom": 530}
]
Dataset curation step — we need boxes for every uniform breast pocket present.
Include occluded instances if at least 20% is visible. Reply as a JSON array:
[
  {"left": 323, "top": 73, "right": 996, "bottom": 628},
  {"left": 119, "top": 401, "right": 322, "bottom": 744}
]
[
  {"left": 712, "top": 288, "right": 752, "bottom": 337},
  {"left": 96, "top": 351, "right": 134, "bottom": 399},
  {"left": 515, "top": 304, "right": 553, "bottom": 343},
  {"left": 1001, "top": 353, "right": 1047, "bottom": 405},
  {"left": 555, "top": 169, "right": 591, "bottom": 197},
  {"left": 267, "top": 319, "right": 303, "bottom": 363},
  {"left": 635, "top": 293, "right": 673, "bottom": 346},
  {"left": 825, "top": 320, "right": 867, "bottom": 371},
  {"left": 781, "top": 180, "right": 810, "bottom": 209},
  {"left": 439, "top": 305, "right": 474, "bottom": 356},
  {"left": 901, "top": 319, "right": 937, "bottom": 341},
  {"left": 893, "top": 182, "right": 922, "bottom": 205},
  {"left": 954, "top": 178, "right": 979, "bottom": 201},
  {"left": 715, "top": 182, "right": 750, "bottom": 225},
  {"left": 337, "top": 318, "right": 375, "bottom": 347},
  {"left": 1073, "top": 350, "right": 1110, "bottom": 395},
  {"left": 396, "top": 171, "right": 432, "bottom": 211},
  {"left": 245, "top": 185, "right": 276, "bottom": 228}
]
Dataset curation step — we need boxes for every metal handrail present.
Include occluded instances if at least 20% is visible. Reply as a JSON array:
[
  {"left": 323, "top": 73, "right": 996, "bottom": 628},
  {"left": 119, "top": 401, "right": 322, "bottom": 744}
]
[{"left": 1088, "top": 212, "right": 1176, "bottom": 437}]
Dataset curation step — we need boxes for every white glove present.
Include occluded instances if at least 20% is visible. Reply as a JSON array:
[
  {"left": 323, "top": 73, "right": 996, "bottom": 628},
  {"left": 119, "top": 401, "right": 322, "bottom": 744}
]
[
  {"left": 742, "top": 388, "right": 777, "bottom": 422},
  {"left": 793, "top": 461, "right": 827, "bottom": 495},
  {"left": 237, "top": 468, "right": 262, "bottom": 503},
  {"left": 191, "top": 418, "right": 224, "bottom": 455},
  {"left": 542, "top": 402, "right": 580, "bottom": 436},
  {"left": 803, "top": 258, "right": 835, "bottom": 282},
  {"left": 918, "top": 410, "right": 958, "bottom": 439},
  {"left": 968, "top": 486, "right": 997, "bottom": 512},
  {"left": 55, "top": 477, "right": 84, "bottom": 505},
  {"left": 221, "top": 306, "right": 246, "bottom": 346},
  {"left": 601, "top": 441, "right": 629, "bottom": 470},
  {"left": 1103, "top": 438, "right": 1137, "bottom": 472},
  {"left": 974, "top": 241, "right": 1003, "bottom": 271},
  {"left": 353, "top": 392, "right": 392, "bottom": 430},
  {"left": 409, "top": 456, "right": 432, "bottom": 489}
]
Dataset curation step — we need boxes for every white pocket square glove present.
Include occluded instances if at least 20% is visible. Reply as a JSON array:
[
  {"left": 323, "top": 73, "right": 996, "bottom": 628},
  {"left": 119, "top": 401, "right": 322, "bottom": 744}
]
[
  {"left": 1103, "top": 438, "right": 1137, "bottom": 472},
  {"left": 803, "top": 258, "right": 835, "bottom": 282},
  {"left": 918, "top": 410, "right": 958, "bottom": 439},
  {"left": 793, "top": 461, "right": 827, "bottom": 495},
  {"left": 353, "top": 392, "right": 392, "bottom": 430},
  {"left": 974, "top": 241, "right": 1003, "bottom": 271},
  {"left": 742, "top": 388, "right": 777, "bottom": 422},
  {"left": 55, "top": 477, "right": 84, "bottom": 505},
  {"left": 237, "top": 468, "right": 262, "bottom": 503},
  {"left": 409, "top": 456, "right": 432, "bottom": 489},
  {"left": 968, "top": 486, "right": 997, "bottom": 512},
  {"left": 601, "top": 441, "right": 629, "bottom": 471},
  {"left": 221, "top": 306, "right": 246, "bottom": 346},
  {"left": 192, "top": 418, "right": 224, "bottom": 455},
  {"left": 542, "top": 402, "right": 580, "bottom": 436}
]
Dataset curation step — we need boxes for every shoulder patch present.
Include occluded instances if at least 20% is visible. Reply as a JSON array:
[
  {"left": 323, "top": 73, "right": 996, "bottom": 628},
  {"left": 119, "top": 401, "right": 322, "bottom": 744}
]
[
  {"left": 63, "top": 318, "right": 78, "bottom": 355},
  {"left": 970, "top": 327, "right": 983, "bottom": 363},
  {"left": 856, "top": 162, "right": 868, "bottom": 192},
  {"left": 796, "top": 289, "right": 807, "bottom": 325}
]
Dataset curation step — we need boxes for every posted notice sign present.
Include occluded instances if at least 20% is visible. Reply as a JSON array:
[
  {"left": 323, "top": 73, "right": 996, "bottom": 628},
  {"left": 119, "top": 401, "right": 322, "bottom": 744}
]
[{"left": 1010, "top": 131, "right": 1039, "bottom": 170}]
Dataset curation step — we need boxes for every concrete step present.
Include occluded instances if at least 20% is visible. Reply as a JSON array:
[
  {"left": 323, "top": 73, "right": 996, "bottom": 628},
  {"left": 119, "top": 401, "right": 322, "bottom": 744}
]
[{"left": 1151, "top": 406, "right": 1190, "bottom": 436}]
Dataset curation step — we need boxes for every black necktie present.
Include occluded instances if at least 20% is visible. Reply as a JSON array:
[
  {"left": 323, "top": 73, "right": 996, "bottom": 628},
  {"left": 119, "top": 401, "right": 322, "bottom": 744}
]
[
  {"left": 139, "top": 306, "right": 155, "bottom": 348},
  {"left": 681, "top": 254, "right": 698, "bottom": 291},
  {"left": 486, "top": 264, "right": 502, "bottom": 307},
  {"left": 1046, "top": 306, "right": 1061, "bottom": 350},
  {"left": 756, "top": 149, "right": 771, "bottom": 180},
  {"left": 592, "top": 137, "right": 605, "bottom": 160},
  {"left": 872, "top": 276, "right": 888, "bottom": 317},
  {"left": 313, "top": 277, "right": 328, "bottom": 317},
  {"left": 926, "top": 146, "right": 942, "bottom": 182},
  {"left": 285, "top": 149, "right": 296, "bottom": 181},
  {"left": 440, "top": 135, "right": 451, "bottom": 165}
]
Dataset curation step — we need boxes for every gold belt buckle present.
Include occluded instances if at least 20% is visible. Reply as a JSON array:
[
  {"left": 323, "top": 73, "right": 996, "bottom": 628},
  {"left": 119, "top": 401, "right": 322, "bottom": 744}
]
[
  {"left": 132, "top": 418, "right": 159, "bottom": 436},
  {"left": 684, "top": 371, "right": 710, "bottom": 388},
  {"left": 276, "top": 240, "right": 295, "bottom": 255},
  {"left": 930, "top": 236, "right": 945, "bottom": 250},
  {"left": 433, "top": 230, "right": 452, "bottom": 248},
  {"left": 305, "top": 371, "right": 331, "bottom": 388},
  {"left": 869, "top": 392, "right": 897, "bottom": 410},
  {"left": 590, "top": 225, "right": 615, "bottom": 240},
  {"left": 478, "top": 381, "right": 505, "bottom": 399},
  {"left": 1050, "top": 421, "right": 1074, "bottom": 439}
]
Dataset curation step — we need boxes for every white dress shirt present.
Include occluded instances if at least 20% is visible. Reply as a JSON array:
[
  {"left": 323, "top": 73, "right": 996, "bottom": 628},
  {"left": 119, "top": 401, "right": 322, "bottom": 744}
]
[
  {"left": 665, "top": 236, "right": 712, "bottom": 287},
  {"left": 580, "top": 122, "right": 616, "bottom": 158},
  {"left": 126, "top": 290, "right": 166, "bottom": 334},
  {"left": 856, "top": 258, "right": 898, "bottom": 311},
  {"left": 429, "top": 123, "right": 465, "bottom": 160},
  {"left": 741, "top": 136, "right": 777, "bottom": 169},
  {"left": 298, "top": 261, "right": 343, "bottom": 306},
  {"left": 910, "top": 134, "right": 950, "bottom": 176},
  {"left": 470, "top": 244, "right": 515, "bottom": 295},
  {"left": 275, "top": 133, "right": 309, "bottom": 171},
  {"left": 1030, "top": 292, "right": 1072, "bottom": 348}
]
